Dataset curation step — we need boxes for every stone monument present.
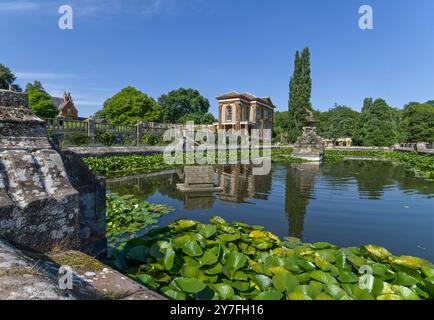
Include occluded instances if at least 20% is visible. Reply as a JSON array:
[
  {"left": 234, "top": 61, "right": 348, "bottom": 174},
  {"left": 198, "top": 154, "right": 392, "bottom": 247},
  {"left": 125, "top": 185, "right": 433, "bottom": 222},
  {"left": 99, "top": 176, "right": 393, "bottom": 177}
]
[{"left": 292, "top": 109, "right": 324, "bottom": 162}]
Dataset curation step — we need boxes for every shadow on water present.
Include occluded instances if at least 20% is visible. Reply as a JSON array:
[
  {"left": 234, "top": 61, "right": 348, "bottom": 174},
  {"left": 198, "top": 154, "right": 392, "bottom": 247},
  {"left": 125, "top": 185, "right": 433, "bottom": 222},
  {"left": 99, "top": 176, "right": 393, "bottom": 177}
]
[{"left": 107, "top": 160, "right": 434, "bottom": 261}]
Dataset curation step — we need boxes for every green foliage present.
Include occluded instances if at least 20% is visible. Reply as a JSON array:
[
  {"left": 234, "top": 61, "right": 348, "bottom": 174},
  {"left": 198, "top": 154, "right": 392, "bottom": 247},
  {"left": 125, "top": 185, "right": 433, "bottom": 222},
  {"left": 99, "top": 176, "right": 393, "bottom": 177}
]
[
  {"left": 101, "top": 86, "right": 162, "bottom": 125},
  {"left": 317, "top": 105, "right": 360, "bottom": 139},
  {"left": 324, "top": 150, "right": 434, "bottom": 179},
  {"left": 158, "top": 88, "right": 211, "bottom": 124},
  {"left": 25, "top": 81, "right": 57, "bottom": 119},
  {"left": 353, "top": 99, "right": 400, "bottom": 146},
  {"left": 113, "top": 216, "right": 433, "bottom": 300},
  {"left": 400, "top": 103, "right": 434, "bottom": 143},
  {"left": 288, "top": 48, "right": 313, "bottom": 142},
  {"left": 106, "top": 193, "right": 173, "bottom": 250},
  {"left": 177, "top": 111, "right": 216, "bottom": 125},
  {"left": 0, "top": 63, "right": 21, "bottom": 91},
  {"left": 83, "top": 154, "right": 177, "bottom": 178},
  {"left": 96, "top": 132, "right": 116, "bottom": 146}
]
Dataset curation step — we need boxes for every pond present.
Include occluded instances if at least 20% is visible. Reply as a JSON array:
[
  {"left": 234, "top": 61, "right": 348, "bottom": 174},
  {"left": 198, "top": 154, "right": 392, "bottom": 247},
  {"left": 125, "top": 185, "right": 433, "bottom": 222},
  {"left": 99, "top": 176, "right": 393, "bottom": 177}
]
[{"left": 107, "top": 160, "right": 434, "bottom": 262}]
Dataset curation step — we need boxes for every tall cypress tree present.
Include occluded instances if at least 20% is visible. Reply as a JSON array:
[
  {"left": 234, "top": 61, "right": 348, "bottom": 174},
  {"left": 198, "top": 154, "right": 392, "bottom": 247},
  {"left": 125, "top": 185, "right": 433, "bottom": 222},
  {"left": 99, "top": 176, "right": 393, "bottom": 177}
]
[{"left": 288, "top": 47, "right": 313, "bottom": 142}]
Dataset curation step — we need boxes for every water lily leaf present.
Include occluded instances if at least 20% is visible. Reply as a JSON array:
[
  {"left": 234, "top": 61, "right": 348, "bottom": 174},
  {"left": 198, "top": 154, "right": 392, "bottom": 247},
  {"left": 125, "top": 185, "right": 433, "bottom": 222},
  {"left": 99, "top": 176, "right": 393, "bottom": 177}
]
[
  {"left": 314, "top": 254, "right": 332, "bottom": 271},
  {"left": 222, "top": 280, "right": 251, "bottom": 292},
  {"left": 224, "top": 252, "right": 248, "bottom": 271},
  {"left": 204, "top": 263, "right": 223, "bottom": 275},
  {"left": 127, "top": 245, "right": 148, "bottom": 262},
  {"left": 376, "top": 294, "right": 402, "bottom": 300},
  {"left": 392, "top": 256, "right": 433, "bottom": 270},
  {"left": 218, "top": 233, "right": 241, "bottom": 242},
  {"left": 392, "top": 285, "right": 421, "bottom": 300},
  {"left": 283, "top": 256, "right": 301, "bottom": 273},
  {"left": 287, "top": 292, "right": 312, "bottom": 300},
  {"left": 272, "top": 272, "right": 299, "bottom": 293},
  {"left": 316, "top": 249, "right": 337, "bottom": 263},
  {"left": 253, "top": 289, "right": 283, "bottom": 300},
  {"left": 312, "top": 242, "right": 335, "bottom": 250},
  {"left": 172, "top": 235, "right": 193, "bottom": 249},
  {"left": 298, "top": 259, "right": 316, "bottom": 271},
  {"left": 210, "top": 216, "right": 227, "bottom": 225},
  {"left": 310, "top": 270, "right": 337, "bottom": 284},
  {"left": 251, "top": 239, "right": 274, "bottom": 250},
  {"left": 180, "top": 265, "right": 205, "bottom": 279},
  {"left": 267, "top": 266, "right": 289, "bottom": 274},
  {"left": 360, "top": 245, "right": 392, "bottom": 262},
  {"left": 324, "top": 284, "right": 351, "bottom": 300},
  {"left": 296, "top": 273, "right": 312, "bottom": 284},
  {"left": 163, "top": 289, "right": 187, "bottom": 300},
  {"left": 182, "top": 240, "right": 203, "bottom": 257},
  {"left": 149, "top": 241, "right": 171, "bottom": 259},
  {"left": 346, "top": 254, "right": 366, "bottom": 268},
  {"left": 338, "top": 271, "right": 359, "bottom": 284},
  {"left": 136, "top": 273, "right": 157, "bottom": 289},
  {"left": 315, "top": 293, "right": 333, "bottom": 300},
  {"left": 293, "top": 285, "right": 320, "bottom": 298},
  {"left": 250, "top": 274, "right": 272, "bottom": 291},
  {"left": 233, "top": 271, "right": 249, "bottom": 281},
  {"left": 213, "top": 283, "right": 235, "bottom": 300},
  {"left": 174, "top": 277, "right": 206, "bottom": 293},
  {"left": 197, "top": 224, "right": 217, "bottom": 238},
  {"left": 421, "top": 267, "right": 434, "bottom": 278},
  {"left": 163, "top": 248, "right": 176, "bottom": 270},
  {"left": 199, "top": 250, "right": 219, "bottom": 266},
  {"left": 393, "top": 272, "right": 419, "bottom": 286},
  {"left": 170, "top": 219, "right": 198, "bottom": 231}
]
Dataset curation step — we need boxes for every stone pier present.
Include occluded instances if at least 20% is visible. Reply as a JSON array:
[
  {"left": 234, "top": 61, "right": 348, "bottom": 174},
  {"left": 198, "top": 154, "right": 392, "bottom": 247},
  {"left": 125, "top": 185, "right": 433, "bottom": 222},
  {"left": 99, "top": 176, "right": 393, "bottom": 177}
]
[{"left": 0, "top": 89, "right": 105, "bottom": 255}]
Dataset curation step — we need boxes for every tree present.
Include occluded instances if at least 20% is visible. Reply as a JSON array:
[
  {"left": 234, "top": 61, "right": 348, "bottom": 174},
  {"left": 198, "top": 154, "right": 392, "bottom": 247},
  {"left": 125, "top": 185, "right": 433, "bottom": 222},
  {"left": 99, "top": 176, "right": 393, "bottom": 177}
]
[
  {"left": 177, "top": 111, "right": 216, "bottom": 125},
  {"left": 287, "top": 48, "right": 313, "bottom": 141},
  {"left": 400, "top": 103, "right": 434, "bottom": 142},
  {"left": 318, "top": 105, "right": 360, "bottom": 139},
  {"left": 101, "top": 86, "right": 162, "bottom": 125},
  {"left": 25, "top": 81, "right": 57, "bottom": 119},
  {"left": 0, "top": 64, "right": 22, "bottom": 92},
  {"left": 353, "top": 98, "right": 399, "bottom": 146},
  {"left": 158, "top": 88, "right": 210, "bottom": 124}
]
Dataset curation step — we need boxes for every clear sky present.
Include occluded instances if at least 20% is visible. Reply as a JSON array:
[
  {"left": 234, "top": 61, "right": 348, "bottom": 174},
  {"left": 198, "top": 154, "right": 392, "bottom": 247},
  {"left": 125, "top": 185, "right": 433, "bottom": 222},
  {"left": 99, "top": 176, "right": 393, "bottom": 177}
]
[{"left": 1, "top": 0, "right": 433, "bottom": 117}]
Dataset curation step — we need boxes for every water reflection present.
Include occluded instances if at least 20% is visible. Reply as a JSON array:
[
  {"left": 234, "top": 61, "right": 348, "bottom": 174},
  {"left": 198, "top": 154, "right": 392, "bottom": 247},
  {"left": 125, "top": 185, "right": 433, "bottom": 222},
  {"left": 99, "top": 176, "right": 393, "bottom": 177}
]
[{"left": 107, "top": 160, "right": 434, "bottom": 261}]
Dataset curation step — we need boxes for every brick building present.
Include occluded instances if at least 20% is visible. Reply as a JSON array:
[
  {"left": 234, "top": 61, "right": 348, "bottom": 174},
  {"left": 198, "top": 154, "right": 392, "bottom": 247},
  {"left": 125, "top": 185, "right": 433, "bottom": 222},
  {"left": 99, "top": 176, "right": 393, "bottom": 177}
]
[{"left": 216, "top": 91, "right": 275, "bottom": 138}]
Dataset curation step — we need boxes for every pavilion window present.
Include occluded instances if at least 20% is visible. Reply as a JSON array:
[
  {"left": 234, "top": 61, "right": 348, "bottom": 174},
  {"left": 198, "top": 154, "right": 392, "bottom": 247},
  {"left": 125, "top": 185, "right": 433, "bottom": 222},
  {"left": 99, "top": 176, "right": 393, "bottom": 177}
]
[{"left": 226, "top": 106, "right": 233, "bottom": 122}]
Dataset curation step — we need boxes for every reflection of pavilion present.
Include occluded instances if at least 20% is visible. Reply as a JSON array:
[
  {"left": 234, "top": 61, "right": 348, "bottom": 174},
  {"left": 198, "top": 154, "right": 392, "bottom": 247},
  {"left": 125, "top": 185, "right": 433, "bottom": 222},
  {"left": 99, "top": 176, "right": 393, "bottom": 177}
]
[
  {"left": 285, "top": 163, "right": 321, "bottom": 239},
  {"left": 217, "top": 165, "right": 272, "bottom": 203}
]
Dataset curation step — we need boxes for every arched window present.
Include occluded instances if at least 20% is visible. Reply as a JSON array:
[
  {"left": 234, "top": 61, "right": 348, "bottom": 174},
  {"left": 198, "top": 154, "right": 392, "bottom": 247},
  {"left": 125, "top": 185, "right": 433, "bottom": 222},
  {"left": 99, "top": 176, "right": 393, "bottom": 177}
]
[{"left": 226, "top": 106, "right": 233, "bottom": 122}]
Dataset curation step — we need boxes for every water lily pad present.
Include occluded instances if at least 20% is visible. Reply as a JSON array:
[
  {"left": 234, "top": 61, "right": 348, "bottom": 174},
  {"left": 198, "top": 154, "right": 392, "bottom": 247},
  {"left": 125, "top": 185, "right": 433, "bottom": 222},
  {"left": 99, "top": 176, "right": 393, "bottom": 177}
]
[
  {"left": 287, "top": 292, "right": 312, "bottom": 300},
  {"left": 271, "top": 272, "right": 299, "bottom": 293},
  {"left": 338, "top": 271, "right": 359, "bottom": 284},
  {"left": 253, "top": 289, "right": 283, "bottom": 300},
  {"left": 250, "top": 274, "right": 272, "bottom": 291},
  {"left": 127, "top": 245, "right": 148, "bottom": 262},
  {"left": 197, "top": 224, "right": 217, "bottom": 238},
  {"left": 182, "top": 240, "right": 203, "bottom": 257},
  {"left": 224, "top": 252, "right": 248, "bottom": 271},
  {"left": 361, "top": 245, "right": 391, "bottom": 261},
  {"left": 311, "top": 270, "right": 338, "bottom": 284},
  {"left": 174, "top": 277, "right": 206, "bottom": 293},
  {"left": 213, "top": 283, "right": 235, "bottom": 300},
  {"left": 170, "top": 219, "right": 198, "bottom": 231},
  {"left": 392, "top": 256, "right": 433, "bottom": 270}
]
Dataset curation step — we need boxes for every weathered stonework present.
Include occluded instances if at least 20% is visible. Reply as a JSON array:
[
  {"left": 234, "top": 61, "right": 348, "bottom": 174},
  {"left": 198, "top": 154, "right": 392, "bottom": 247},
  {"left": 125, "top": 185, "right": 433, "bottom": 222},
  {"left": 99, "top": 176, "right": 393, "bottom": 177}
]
[
  {"left": 0, "top": 89, "right": 84, "bottom": 252},
  {"left": 292, "top": 111, "right": 324, "bottom": 162}
]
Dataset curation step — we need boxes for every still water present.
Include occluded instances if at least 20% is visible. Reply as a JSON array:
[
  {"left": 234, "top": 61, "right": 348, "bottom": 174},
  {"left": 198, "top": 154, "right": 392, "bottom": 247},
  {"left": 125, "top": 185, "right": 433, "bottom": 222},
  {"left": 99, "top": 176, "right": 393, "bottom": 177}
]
[{"left": 107, "top": 160, "right": 434, "bottom": 262}]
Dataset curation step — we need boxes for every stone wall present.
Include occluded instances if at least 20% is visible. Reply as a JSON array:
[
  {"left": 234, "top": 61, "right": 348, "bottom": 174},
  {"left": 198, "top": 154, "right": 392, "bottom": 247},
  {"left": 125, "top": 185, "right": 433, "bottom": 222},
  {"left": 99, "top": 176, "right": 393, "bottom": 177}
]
[{"left": 0, "top": 90, "right": 106, "bottom": 255}]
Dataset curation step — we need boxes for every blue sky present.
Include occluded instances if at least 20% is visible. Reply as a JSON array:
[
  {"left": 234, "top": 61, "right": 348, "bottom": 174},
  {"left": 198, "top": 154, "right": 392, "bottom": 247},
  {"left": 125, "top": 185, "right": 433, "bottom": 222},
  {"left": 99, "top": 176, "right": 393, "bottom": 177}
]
[{"left": 1, "top": 0, "right": 433, "bottom": 117}]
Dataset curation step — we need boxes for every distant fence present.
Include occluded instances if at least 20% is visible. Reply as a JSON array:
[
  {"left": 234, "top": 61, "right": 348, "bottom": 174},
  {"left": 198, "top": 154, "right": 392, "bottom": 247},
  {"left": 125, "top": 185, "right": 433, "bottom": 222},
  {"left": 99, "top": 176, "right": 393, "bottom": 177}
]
[
  {"left": 43, "top": 118, "right": 215, "bottom": 148},
  {"left": 394, "top": 143, "right": 434, "bottom": 155}
]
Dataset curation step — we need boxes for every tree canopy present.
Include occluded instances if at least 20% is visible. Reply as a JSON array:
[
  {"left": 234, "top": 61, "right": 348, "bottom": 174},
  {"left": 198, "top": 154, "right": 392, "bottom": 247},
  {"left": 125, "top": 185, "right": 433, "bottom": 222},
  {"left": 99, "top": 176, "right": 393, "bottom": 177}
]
[
  {"left": 158, "top": 88, "right": 211, "bottom": 124},
  {"left": 317, "top": 105, "right": 360, "bottom": 139},
  {"left": 0, "top": 64, "right": 22, "bottom": 92},
  {"left": 400, "top": 102, "right": 434, "bottom": 143},
  {"left": 353, "top": 98, "right": 400, "bottom": 146},
  {"left": 101, "top": 86, "right": 162, "bottom": 125},
  {"left": 25, "top": 81, "right": 57, "bottom": 119},
  {"left": 288, "top": 48, "right": 312, "bottom": 142}
]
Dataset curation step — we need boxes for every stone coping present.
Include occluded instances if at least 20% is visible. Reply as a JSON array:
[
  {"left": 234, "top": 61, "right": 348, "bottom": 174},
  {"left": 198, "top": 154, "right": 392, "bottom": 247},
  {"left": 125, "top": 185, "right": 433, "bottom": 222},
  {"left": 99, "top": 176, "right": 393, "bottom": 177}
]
[{"left": 0, "top": 240, "right": 165, "bottom": 300}]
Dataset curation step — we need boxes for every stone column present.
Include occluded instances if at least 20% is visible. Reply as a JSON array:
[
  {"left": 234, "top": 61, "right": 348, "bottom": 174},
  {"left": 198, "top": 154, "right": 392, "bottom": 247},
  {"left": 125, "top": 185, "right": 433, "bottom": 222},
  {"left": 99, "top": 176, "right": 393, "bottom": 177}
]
[
  {"left": 137, "top": 121, "right": 144, "bottom": 145},
  {"left": 88, "top": 118, "right": 96, "bottom": 144}
]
